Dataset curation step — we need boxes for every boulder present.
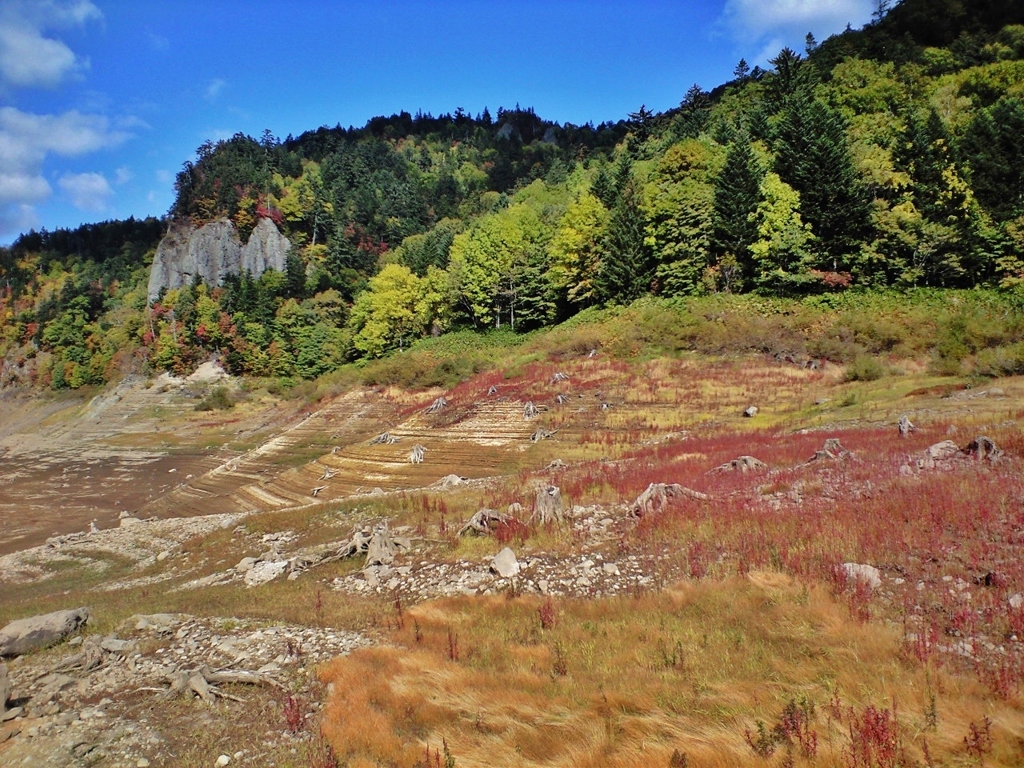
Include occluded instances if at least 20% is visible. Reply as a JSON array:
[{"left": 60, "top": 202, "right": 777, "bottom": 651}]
[
  {"left": 490, "top": 548, "right": 520, "bottom": 579},
  {"left": 0, "top": 662, "right": 9, "bottom": 711},
  {"left": 842, "top": 562, "right": 881, "bottom": 590},
  {"left": 0, "top": 607, "right": 89, "bottom": 657},
  {"left": 743, "top": 406, "right": 758, "bottom": 418},
  {"left": 926, "top": 440, "right": 959, "bottom": 460}
]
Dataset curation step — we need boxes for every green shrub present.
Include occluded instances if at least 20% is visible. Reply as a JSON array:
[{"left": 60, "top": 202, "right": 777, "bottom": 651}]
[
  {"left": 844, "top": 355, "right": 887, "bottom": 382},
  {"left": 195, "top": 386, "right": 234, "bottom": 411}
]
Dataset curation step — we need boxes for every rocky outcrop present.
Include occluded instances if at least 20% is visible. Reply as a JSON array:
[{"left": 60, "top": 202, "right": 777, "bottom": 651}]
[{"left": 147, "top": 217, "right": 290, "bottom": 300}]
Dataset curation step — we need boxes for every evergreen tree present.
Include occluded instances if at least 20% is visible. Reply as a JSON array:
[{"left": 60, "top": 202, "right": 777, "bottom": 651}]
[
  {"left": 963, "top": 97, "right": 1024, "bottom": 222},
  {"left": 712, "top": 138, "right": 764, "bottom": 286},
  {"left": 774, "top": 94, "right": 870, "bottom": 271},
  {"left": 596, "top": 181, "right": 654, "bottom": 303}
]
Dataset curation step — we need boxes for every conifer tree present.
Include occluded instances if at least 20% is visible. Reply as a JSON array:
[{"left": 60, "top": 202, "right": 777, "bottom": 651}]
[
  {"left": 963, "top": 97, "right": 1024, "bottom": 222},
  {"left": 774, "top": 94, "right": 869, "bottom": 271},
  {"left": 712, "top": 138, "right": 764, "bottom": 287},
  {"left": 596, "top": 181, "right": 654, "bottom": 303}
]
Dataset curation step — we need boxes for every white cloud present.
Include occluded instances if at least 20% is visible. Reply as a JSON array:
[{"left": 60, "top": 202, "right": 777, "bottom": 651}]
[
  {"left": 0, "top": 172, "right": 51, "bottom": 206},
  {"left": 0, "top": 0, "right": 102, "bottom": 89},
  {"left": 0, "top": 107, "right": 130, "bottom": 235},
  {"left": 113, "top": 166, "right": 132, "bottom": 185},
  {"left": 59, "top": 171, "right": 113, "bottom": 212},
  {"left": 720, "top": 0, "right": 874, "bottom": 61},
  {"left": 205, "top": 78, "right": 227, "bottom": 101}
]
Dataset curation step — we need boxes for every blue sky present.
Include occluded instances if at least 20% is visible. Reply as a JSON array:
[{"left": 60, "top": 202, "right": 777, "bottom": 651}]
[{"left": 0, "top": 0, "right": 874, "bottom": 242}]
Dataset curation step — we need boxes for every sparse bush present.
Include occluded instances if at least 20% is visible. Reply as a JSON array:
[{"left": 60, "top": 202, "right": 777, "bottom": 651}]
[
  {"left": 195, "top": 385, "right": 234, "bottom": 410},
  {"left": 845, "top": 355, "right": 887, "bottom": 382}
]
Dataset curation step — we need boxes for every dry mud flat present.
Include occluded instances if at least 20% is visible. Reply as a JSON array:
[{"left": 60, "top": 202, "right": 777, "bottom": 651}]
[{"left": 0, "top": 368, "right": 305, "bottom": 555}]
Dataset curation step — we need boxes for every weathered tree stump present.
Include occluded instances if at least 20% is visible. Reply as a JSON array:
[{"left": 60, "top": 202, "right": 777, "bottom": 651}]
[
  {"left": 408, "top": 444, "right": 426, "bottom": 464},
  {"left": 523, "top": 401, "right": 540, "bottom": 419},
  {"left": 458, "top": 508, "right": 510, "bottom": 537},
  {"left": 425, "top": 397, "right": 448, "bottom": 414},
  {"left": 532, "top": 485, "right": 564, "bottom": 524},
  {"left": 713, "top": 455, "right": 767, "bottom": 473},
  {"left": 964, "top": 435, "right": 1001, "bottom": 461},
  {"left": 630, "top": 483, "right": 708, "bottom": 517},
  {"left": 898, "top": 414, "right": 915, "bottom": 437}
]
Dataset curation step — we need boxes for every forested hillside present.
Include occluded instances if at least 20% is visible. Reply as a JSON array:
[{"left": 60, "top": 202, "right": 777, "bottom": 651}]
[{"left": 2, "top": 0, "right": 1024, "bottom": 389}]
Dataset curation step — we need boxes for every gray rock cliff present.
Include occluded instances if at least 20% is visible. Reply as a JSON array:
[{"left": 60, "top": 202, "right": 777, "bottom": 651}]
[{"left": 147, "top": 217, "right": 290, "bottom": 300}]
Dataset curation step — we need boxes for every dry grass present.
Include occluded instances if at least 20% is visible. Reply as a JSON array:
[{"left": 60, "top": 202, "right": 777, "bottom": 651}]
[{"left": 320, "top": 574, "right": 1024, "bottom": 767}]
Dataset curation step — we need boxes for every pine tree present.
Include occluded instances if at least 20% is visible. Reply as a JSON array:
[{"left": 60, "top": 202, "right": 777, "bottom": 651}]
[
  {"left": 963, "top": 97, "right": 1024, "bottom": 222},
  {"left": 712, "top": 138, "right": 764, "bottom": 288},
  {"left": 774, "top": 94, "right": 870, "bottom": 271},
  {"left": 596, "top": 181, "right": 654, "bottom": 303}
]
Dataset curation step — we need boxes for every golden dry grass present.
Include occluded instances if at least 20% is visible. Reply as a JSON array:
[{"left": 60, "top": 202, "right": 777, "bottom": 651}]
[{"left": 320, "top": 573, "right": 1024, "bottom": 767}]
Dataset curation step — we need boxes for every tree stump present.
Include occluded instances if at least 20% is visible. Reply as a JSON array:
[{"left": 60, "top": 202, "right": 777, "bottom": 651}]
[{"left": 532, "top": 485, "right": 564, "bottom": 524}]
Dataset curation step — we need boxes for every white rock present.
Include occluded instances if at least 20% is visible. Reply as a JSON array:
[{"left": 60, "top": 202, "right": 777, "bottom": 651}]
[
  {"left": 842, "top": 562, "right": 881, "bottom": 589},
  {"left": 244, "top": 560, "right": 288, "bottom": 587},
  {"left": 235, "top": 557, "right": 258, "bottom": 573},
  {"left": 216, "top": 755, "right": 231, "bottom": 767},
  {"left": 490, "top": 548, "right": 520, "bottom": 579},
  {"left": 1010, "top": 593, "right": 1023, "bottom": 610},
  {"left": 602, "top": 563, "right": 620, "bottom": 576}
]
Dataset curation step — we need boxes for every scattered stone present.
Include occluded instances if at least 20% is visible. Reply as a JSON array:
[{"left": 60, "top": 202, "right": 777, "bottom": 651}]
[
  {"left": 532, "top": 486, "right": 564, "bottom": 525},
  {"left": 0, "top": 662, "right": 8, "bottom": 711},
  {"left": 713, "top": 455, "right": 767, "bottom": 473},
  {"left": 216, "top": 754, "right": 231, "bottom": 766},
  {"left": 234, "top": 557, "right": 258, "bottom": 574},
  {"left": 431, "top": 474, "right": 466, "bottom": 489},
  {"left": 842, "top": 562, "right": 881, "bottom": 590},
  {"left": 1010, "top": 594, "right": 1023, "bottom": 610},
  {"left": 490, "top": 548, "right": 520, "bottom": 579},
  {"left": 630, "top": 483, "right": 708, "bottom": 517},
  {"left": 898, "top": 414, "right": 915, "bottom": 437},
  {"left": 243, "top": 560, "right": 288, "bottom": 587},
  {"left": 133, "top": 614, "right": 179, "bottom": 633},
  {"left": 743, "top": 406, "right": 758, "bottom": 418},
  {"left": 0, "top": 608, "right": 90, "bottom": 657}
]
